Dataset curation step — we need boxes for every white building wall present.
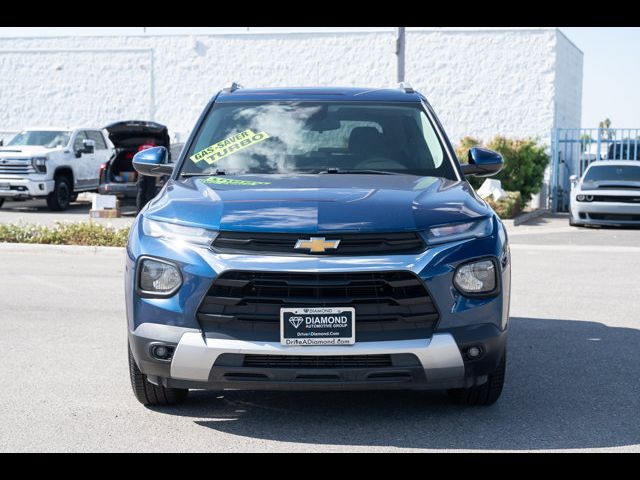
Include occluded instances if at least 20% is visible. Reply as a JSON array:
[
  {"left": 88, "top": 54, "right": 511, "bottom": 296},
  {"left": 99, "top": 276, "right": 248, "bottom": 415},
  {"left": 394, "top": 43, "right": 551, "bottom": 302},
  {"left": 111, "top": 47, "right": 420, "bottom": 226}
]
[
  {"left": 0, "top": 28, "right": 582, "bottom": 150},
  {"left": 406, "top": 29, "right": 559, "bottom": 145},
  {"left": 553, "top": 30, "right": 583, "bottom": 130}
]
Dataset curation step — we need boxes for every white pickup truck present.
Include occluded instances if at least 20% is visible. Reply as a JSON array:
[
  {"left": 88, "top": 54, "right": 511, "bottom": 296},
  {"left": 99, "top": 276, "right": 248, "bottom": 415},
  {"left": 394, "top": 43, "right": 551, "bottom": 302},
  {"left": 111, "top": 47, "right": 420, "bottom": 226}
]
[{"left": 0, "top": 127, "right": 114, "bottom": 210}]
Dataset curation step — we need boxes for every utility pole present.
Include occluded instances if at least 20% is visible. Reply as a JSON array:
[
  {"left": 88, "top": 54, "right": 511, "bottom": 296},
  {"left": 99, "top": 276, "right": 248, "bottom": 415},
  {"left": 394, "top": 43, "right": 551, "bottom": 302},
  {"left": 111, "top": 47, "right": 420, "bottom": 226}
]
[{"left": 396, "top": 27, "right": 405, "bottom": 83}]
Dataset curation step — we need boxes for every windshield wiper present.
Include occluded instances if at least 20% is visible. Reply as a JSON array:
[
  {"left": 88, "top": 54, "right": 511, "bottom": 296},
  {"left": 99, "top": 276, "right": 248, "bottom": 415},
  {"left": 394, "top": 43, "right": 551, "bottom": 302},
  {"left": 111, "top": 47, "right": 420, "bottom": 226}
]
[
  {"left": 317, "top": 168, "right": 400, "bottom": 175},
  {"left": 181, "top": 169, "right": 226, "bottom": 177}
]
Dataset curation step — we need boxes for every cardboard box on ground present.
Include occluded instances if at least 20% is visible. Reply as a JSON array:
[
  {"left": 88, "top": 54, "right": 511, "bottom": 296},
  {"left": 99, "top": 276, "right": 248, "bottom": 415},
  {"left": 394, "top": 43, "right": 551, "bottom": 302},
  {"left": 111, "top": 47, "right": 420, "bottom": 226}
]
[{"left": 90, "top": 194, "right": 120, "bottom": 218}]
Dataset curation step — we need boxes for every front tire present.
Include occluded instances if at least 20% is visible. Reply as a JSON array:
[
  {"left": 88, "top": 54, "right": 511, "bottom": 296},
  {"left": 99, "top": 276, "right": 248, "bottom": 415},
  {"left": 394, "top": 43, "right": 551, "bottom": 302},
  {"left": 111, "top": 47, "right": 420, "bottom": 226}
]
[
  {"left": 46, "top": 176, "right": 72, "bottom": 211},
  {"left": 0, "top": 198, "right": 4, "bottom": 208},
  {"left": 128, "top": 345, "right": 188, "bottom": 406},
  {"left": 447, "top": 352, "right": 506, "bottom": 406}
]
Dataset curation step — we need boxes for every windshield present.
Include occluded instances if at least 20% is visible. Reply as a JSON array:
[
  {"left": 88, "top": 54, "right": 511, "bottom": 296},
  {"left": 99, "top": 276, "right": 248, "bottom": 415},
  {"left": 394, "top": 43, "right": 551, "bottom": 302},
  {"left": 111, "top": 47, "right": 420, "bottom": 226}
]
[
  {"left": 180, "top": 102, "right": 457, "bottom": 179},
  {"left": 584, "top": 164, "right": 640, "bottom": 182},
  {"left": 8, "top": 130, "right": 71, "bottom": 148}
]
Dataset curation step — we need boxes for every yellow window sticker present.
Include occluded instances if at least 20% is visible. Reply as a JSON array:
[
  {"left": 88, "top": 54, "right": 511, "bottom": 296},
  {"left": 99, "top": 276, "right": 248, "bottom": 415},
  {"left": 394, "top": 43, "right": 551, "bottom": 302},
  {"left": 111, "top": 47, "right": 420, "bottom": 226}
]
[
  {"left": 201, "top": 177, "right": 271, "bottom": 186},
  {"left": 190, "top": 129, "right": 270, "bottom": 165}
]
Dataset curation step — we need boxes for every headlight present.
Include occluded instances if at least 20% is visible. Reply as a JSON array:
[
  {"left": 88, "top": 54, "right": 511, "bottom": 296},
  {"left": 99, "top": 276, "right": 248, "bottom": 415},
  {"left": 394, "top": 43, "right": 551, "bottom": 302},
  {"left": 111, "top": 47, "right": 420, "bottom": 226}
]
[
  {"left": 142, "top": 217, "right": 218, "bottom": 246},
  {"left": 454, "top": 259, "right": 497, "bottom": 295},
  {"left": 31, "top": 157, "right": 47, "bottom": 173},
  {"left": 424, "top": 217, "right": 493, "bottom": 245},
  {"left": 138, "top": 257, "right": 182, "bottom": 296}
]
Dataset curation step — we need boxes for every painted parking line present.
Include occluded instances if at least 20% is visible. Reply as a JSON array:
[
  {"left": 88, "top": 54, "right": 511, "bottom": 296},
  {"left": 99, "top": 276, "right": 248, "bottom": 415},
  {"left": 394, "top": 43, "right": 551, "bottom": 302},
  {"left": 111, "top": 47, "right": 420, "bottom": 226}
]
[
  {"left": 510, "top": 244, "right": 640, "bottom": 253},
  {"left": 507, "top": 227, "right": 585, "bottom": 236}
]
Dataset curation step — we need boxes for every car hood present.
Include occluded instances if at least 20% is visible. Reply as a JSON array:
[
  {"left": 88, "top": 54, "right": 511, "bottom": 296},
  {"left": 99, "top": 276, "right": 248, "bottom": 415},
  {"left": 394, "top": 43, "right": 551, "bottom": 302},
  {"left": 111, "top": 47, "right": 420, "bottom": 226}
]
[
  {"left": 145, "top": 174, "right": 492, "bottom": 234},
  {"left": 0, "top": 145, "right": 61, "bottom": 157}
]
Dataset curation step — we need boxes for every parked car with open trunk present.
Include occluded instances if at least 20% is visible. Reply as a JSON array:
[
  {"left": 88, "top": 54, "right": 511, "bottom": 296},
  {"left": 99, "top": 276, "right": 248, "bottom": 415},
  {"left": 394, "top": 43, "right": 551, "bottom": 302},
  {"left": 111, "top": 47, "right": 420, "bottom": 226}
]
[{"left": 99, "top": 121, "right": 170, "bottom": 199}]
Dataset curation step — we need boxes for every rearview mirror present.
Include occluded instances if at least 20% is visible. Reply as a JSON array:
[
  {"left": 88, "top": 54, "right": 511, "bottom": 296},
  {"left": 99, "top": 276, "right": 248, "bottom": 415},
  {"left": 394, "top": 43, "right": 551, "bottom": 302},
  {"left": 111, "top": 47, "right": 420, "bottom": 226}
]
[
  {"left": 133, "top": 146, "right": 174, "bottom": 177},
  {"left": 461, "top": 147, "right": 503, "bottom": 177},
  {"left": 570, "top": 174, "right": 578, "bottom": 183}
]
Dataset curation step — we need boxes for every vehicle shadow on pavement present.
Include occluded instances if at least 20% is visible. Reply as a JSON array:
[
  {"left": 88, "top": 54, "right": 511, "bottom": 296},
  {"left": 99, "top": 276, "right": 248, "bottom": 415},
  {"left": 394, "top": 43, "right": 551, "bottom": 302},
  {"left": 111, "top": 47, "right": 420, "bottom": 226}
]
[
  {"left": 1, "top": 199, "right": 138, "bottom": 216},
  {"left": 153, "top": 317, "right": 640, "bottom": 450},
  {"left": 2, "top": 200, "right": 92, "bottom": 214}
]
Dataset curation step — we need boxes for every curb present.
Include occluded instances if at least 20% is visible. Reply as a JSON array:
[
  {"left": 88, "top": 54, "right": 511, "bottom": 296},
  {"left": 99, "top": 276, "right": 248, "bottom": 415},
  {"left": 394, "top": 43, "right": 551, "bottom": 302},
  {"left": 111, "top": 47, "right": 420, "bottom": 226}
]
[
  {"left": 0, "top": 242, "right": 125, "bottom": 255},
  {"left": 513, "top": 209, "right": 549, "bottom": 227}
]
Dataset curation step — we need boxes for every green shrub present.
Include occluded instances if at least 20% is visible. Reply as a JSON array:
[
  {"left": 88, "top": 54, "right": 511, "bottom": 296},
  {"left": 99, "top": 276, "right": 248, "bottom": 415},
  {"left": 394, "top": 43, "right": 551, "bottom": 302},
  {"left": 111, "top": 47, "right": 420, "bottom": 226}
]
[
  {"left": 0, "top": 222, "right": 130, "bottom": 247},
  {"left": 456, "top": 136, "right": 549, "bottom": 203},
  {"left": 484, "top": 191, "right": 523, "bottom": 219}
]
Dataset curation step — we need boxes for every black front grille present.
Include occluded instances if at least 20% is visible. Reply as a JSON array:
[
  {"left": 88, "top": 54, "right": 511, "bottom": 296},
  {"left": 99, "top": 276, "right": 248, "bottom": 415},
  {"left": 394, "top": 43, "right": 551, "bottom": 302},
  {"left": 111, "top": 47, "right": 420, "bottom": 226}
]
[
  {"left": 197, "top": 270, "right": 439, "bottom": 341},
  {"left": 242, "top": 354, "right": 393, "bottom": 368},
  {"left": 212, "top": 231, "right": 426, "bottom": 255},
  {"left": 592, "top": 195, "right": 640, "bottom": 203},
  {"left": 588, "top": 213, "right": 640, "bottom": 221}
]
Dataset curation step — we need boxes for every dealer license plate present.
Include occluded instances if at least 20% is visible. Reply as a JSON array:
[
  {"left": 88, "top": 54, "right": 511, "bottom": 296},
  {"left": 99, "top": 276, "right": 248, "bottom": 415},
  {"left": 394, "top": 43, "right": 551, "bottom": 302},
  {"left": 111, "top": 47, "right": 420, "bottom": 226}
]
[
  {"left": 0, "top": 183, "right": 10, "bottom": 190},
  {"left": 280, "top": 307, "right": 355, "bottom": 346}
]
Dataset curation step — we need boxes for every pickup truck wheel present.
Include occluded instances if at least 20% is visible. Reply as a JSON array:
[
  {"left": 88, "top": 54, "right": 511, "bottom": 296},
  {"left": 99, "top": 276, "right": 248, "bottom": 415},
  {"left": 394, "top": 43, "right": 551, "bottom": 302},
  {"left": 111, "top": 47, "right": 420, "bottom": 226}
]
[
  {"left": 46, "top": 176, "right": 72, "bottom": 211},
  {"left": 128, "top": 344, "right": 188, "bottom": 406},
  {"left": 447, "top": 351, "right": 506, "bottom": 406},
  {"left": 0, "top": 198, "right": 4, "bottom": 208},
  {"left": 70, "top": 193, "right": 78, "bottom": 203}
]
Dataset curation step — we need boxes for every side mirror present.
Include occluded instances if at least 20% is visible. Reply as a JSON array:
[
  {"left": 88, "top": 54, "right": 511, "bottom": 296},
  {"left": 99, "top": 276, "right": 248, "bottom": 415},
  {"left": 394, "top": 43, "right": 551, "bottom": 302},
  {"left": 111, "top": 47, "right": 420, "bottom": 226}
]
[
  {"left": 133, "top": 146, "right": 174, "bottom": 177},
  {"left": 82, "top": 139, "right": 95, "bottom": 155},
  {"left": 461, "top": 147, "right": 503, "bottom": 177},
  {"left": 75, "top": 139, "right": 95, "bottom": 157},
  {"left": 569, "top": 174, "right": 578, "bottom": 183}
]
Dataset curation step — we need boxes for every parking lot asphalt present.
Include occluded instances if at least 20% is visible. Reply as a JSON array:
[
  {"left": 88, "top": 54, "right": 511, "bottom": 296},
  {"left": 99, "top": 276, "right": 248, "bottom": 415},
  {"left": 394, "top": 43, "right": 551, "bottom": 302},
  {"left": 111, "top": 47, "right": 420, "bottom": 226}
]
[{"left": 1, "top": 215, "right": 639, "bottom": 452}]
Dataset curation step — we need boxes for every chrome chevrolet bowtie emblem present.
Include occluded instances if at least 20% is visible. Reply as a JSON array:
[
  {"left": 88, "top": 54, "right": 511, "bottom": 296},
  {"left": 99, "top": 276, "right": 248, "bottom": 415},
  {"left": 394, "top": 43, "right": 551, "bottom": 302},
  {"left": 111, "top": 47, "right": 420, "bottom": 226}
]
[{"left": 294, "top": 237, "right": 340, "bottom": 253}]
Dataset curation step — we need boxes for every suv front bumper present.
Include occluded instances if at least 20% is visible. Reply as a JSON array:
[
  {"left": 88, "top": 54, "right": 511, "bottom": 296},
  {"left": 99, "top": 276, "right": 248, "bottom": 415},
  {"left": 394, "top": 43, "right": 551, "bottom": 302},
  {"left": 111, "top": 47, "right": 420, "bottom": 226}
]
[{"left": 129, "top": 322, "right": 509, "bottom": 391}]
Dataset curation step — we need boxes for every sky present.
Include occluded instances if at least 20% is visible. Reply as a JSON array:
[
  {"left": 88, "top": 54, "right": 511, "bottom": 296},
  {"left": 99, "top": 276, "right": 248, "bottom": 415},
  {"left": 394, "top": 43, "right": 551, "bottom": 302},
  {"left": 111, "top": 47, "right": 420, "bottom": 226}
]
[
  {"left": 561, "top": 27, "right": 640, "bottom": 128},
  {"left": 0, "top": 27, "right": 638, "bottom": 128}
]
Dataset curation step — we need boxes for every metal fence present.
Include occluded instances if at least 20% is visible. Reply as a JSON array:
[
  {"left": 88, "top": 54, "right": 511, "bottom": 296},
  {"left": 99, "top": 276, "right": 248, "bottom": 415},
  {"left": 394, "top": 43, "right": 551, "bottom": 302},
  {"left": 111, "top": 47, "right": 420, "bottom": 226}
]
[{"left": 550, "top": 128, "right": 640, "bottom": 212}]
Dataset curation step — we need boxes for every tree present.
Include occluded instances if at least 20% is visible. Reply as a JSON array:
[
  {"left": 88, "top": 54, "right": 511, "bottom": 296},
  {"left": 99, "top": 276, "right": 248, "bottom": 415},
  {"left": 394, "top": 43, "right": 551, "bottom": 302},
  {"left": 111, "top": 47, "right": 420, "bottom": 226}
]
[
  {"left": 598, "top": 118, "right": 613, "bottom": 140},
  {"left": 456, "top": 136, "right": 550, "bottom": 203}
]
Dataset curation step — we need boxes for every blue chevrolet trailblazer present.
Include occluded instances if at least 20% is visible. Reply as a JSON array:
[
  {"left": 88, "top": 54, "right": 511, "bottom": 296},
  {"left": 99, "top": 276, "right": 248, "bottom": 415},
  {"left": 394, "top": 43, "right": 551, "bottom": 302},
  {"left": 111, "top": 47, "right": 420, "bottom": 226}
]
[{"left": 126, "top": 84, "right": 510, "bottom": 406}]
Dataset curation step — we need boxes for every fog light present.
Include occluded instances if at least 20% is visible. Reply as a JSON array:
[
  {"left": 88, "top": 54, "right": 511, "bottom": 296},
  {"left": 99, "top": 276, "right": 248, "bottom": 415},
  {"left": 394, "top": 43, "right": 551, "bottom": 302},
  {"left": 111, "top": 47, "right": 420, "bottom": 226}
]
[
  {"left": 150, "top": 344, "right": 174, "bottom": 361},
  {"left": 467, "top": 346, "right": 482, "bottom": 358}
]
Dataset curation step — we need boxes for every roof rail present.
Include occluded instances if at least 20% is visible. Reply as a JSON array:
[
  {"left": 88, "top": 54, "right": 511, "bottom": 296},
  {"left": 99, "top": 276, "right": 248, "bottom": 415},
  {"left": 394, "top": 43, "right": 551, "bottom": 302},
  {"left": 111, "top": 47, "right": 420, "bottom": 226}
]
[
  {"left": 223, "top": 82, "right": 244, "bottom": 93},
  {"left": 398, "top": 82, "right": 414, "bottom": 93}
]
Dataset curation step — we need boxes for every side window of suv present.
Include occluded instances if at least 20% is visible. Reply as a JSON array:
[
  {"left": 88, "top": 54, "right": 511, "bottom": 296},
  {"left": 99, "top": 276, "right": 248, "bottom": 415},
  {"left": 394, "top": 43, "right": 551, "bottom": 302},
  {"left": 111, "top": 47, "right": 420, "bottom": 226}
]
[
  {"left": 87, "top": 130, "right": 107, "bottom": 150},
  {"left": 73, "top": 131, "right": 87, "bottom": 152}
]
